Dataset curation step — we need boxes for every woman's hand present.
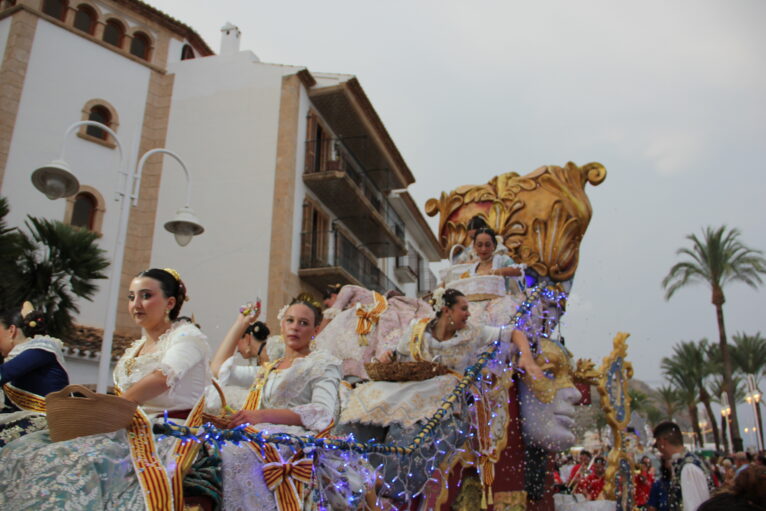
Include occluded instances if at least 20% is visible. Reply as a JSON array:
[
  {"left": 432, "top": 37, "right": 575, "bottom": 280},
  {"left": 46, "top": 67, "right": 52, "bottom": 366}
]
[
  {"left": 227, "top": 409, "right": 265, "bottom": 428},
  {"left": 239, "top": 301, "right": 261, "bottom": 324},
  {"left": 518, "top": 351, "right": 544, "bottom": 381}
]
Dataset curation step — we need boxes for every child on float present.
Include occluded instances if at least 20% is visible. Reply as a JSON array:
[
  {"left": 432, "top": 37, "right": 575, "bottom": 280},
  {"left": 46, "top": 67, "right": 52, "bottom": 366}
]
[{"left": 340, "top": 288, "right": 541, "bottom": 501}]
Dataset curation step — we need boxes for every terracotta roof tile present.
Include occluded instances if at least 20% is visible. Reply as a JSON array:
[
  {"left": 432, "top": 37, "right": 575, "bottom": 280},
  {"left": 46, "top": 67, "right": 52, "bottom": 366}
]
[{"left": 61, "top": 325, "right": 137, "bottom": 362}]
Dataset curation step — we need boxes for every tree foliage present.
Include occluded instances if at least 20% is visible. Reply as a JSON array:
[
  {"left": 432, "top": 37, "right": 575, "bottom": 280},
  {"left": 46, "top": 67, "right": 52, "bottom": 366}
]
[{"left": 0, "top": 196, "right": 109, "bottom": 337}]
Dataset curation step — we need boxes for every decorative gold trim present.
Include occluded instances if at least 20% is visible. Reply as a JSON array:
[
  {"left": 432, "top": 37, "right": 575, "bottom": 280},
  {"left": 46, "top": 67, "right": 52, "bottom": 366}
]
[
  {"left": 597, "top": 332, "right": 634, "bottom": 501},
  {"left": 425, "top": 162, "right": 606, "bottom": 282}
]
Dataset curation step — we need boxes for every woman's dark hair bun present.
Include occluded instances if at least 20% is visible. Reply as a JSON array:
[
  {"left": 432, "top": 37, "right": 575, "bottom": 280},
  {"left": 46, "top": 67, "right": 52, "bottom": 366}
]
[
  {"left": 22, "top": 310, "right": 47, "bottom": 337},
  {"left": 474, "top": 227, "right": 498, "bottom": 247},
  {"left": 247, "top": 321, "right": 270, "bottom": 341}
]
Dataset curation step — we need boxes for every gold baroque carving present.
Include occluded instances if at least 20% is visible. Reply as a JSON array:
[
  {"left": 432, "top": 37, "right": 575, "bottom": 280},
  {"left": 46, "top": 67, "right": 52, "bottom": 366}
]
[
  {"left": 597, "top": 332, "right": 634, "bottom": 502},
  {"left": 425, "top": 162, "right": 606, "bottom": 282}
]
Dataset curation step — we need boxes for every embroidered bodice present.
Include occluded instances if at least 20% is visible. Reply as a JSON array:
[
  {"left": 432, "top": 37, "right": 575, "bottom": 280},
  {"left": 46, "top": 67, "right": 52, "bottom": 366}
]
[
  {"left": 395, "top": 320, "right": 505, "bottom": 373},
  {"left": 113, "top": 321, "right": 210, "bottom": 414},
  {"left": 219, "top": 349, "right": 342, "bottom": 432}
]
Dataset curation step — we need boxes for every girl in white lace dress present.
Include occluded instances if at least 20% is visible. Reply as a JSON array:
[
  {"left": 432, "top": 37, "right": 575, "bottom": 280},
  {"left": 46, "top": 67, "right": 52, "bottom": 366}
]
[
  {"left": 0, "top": 268, "right": 210, "bottom": 511},
  {"left": 210, "top": 298, "right": 371, "bottom": 511}
]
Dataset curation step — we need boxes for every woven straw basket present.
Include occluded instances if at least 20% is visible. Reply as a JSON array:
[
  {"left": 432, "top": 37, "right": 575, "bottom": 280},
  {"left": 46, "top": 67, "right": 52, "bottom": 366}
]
[
  {"left": 45, "top": 384, "right": 138, "bottom": 442},
  {"left": 201, "top": 379, "right": 232, "bottom": 429},
  {"left": 364, "top": 361, "right": 452, "bottom": 382}
]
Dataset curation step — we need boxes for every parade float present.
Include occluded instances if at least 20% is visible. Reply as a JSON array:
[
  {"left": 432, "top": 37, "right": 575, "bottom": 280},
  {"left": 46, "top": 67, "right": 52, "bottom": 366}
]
[{"left": 158, "top": 161, "right": 640, "bottom": 511}]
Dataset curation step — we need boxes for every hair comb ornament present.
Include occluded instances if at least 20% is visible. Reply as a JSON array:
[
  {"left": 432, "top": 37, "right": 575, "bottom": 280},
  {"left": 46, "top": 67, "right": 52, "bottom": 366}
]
[{"left": 163, "top": 268, "right": 182, "bottom": 282}]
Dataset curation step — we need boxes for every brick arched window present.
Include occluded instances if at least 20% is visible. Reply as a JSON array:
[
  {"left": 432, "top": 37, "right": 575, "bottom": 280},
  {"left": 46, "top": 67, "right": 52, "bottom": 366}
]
[
  {"left": 86, "top": 105, "right": 111, "bottom": 140},
  {"left": 64, "top": 186, "right": 105, "bottom": 234},
  {"left": 103, "top": 18, "right": 125, "bottom": 48},
  {"left": 42, "top": 0, "right": 68, "bottom": 21},
  {"left": 73, "top": 4, "right": 96, "bottom": 34},
  {"left": 79, "top": 99, "right": 119, "bottom": 147},
  {"left": 181, "top": 44, "right": 195, "bottom": 60},
  {"left": 129, "top": 31, "right": 151, "bottom": 60},
  {"left": 71, "top": 192, "right": 96, "bottom": 229}
]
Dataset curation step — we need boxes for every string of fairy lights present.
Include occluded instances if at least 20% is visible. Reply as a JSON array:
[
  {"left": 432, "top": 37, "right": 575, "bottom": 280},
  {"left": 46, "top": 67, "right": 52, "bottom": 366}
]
[{"left": 155, "top": 284, "right": 568, "bottom": 456}]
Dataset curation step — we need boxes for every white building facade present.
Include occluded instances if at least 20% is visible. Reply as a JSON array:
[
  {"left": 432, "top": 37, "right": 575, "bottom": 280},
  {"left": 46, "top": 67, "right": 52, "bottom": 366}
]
[{"left": 0, "top": 0, "right": 441, "bottom": 384}]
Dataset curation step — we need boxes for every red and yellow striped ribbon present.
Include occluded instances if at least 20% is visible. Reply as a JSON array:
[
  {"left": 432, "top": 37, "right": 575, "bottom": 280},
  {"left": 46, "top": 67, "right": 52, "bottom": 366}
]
[
  {"left": 242, "top": 359, "right": 280, "bottom": 411},
  {"left": 2, "top": 383, "right": 46, "bottom": 413},
  {"left": 261, "top": 444, "right": 314, "bottom": 511},
  {"left": 170, "top": 396, "right": 206, "bottom": 511},
  {"left": 355, "top": 292, "right": 388, "bottom": 346},
  {"left": 126, "top": 407, "right": 174, "bottom": 511}
]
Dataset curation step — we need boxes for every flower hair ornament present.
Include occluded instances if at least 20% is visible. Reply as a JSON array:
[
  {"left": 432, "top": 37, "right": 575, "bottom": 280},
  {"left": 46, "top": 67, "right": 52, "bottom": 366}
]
[
  {"left": 277, "top": 305, "right": 289, "bottom": 321},
  {"left": 430, "top": 287, "right": 446, "bottom": 312}
]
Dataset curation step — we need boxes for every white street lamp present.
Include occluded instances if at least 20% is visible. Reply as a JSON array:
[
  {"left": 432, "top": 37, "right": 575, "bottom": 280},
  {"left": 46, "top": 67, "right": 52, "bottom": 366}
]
[
  {"left": 745, "top": 374, "right": 763, "bottom": 451},
  {"left": 31, "top": 121, "right": 205, "bottom": 393}
]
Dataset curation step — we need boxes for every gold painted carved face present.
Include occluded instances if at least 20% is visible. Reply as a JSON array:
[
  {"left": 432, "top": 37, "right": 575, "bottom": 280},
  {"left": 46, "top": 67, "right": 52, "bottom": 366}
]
[
  {"left": 518, "top": 339, "right": 582, "bottom": 451},
  {"left": 521, "top": 339, "right": 576, "bottom": 404}
]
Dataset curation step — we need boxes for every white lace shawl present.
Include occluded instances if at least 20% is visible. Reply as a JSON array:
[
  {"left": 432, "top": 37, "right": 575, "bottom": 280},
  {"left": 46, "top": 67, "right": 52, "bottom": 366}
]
[
  {"left": 113, "top": 321, "right": 210, "bottom": 414},
  {"left": 217, "top": 349, "right": 342, "bottom": 432},
  {"left": 394, "top": 320, "right": 505, "bottom": 373}
]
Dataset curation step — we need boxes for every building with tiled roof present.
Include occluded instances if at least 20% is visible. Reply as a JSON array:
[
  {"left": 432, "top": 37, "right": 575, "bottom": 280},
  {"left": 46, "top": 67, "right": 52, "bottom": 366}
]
[{"left": 0, "top": 0, "right": 441, "bottom": 386}]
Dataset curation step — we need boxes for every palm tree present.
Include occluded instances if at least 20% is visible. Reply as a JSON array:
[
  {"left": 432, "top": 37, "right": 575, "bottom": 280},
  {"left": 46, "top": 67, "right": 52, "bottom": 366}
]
[
  {"left": 5, "top": 216, "right": 109, "bottom": 337},
  {"left": 731, "top": 332, "right": 766, "bottom": 449},
  {"left": 0, "top": 196, "right": 23, "bottom": 306},
  {"left": 662, "top": 357, "right": 704, "bottom": 446},
  {"left": 654, "top": 384, "right": 682, "bottom": 420},
  {"left": 662, "top": 226, "right": 766, "bottom": 451},
  {"left": 661, "top": 340, "right": 721, "bottom": 450},
  {"left": 709, "top": 375, "right": 746, "bottom": 454}
]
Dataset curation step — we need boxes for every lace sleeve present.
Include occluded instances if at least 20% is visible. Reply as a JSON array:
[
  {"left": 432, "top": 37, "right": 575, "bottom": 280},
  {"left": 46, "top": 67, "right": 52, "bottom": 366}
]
[
  {"left": 157, "top": 324, "right": 209, "bottom": 391},
  {"left": 218, "top": 356, "right": 259, "bottom": 388},
  {"left": 291, "top": 361, "right": 341, "bottom": 431}
]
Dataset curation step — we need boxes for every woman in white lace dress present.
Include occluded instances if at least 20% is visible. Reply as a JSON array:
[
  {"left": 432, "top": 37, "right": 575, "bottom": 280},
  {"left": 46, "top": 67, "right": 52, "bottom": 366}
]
[
  {"left": 0, "top": 268, "right": 210, "bottom": 510},
  {"left": 211, "top": 298, "right": 370, "bottom": 511}
]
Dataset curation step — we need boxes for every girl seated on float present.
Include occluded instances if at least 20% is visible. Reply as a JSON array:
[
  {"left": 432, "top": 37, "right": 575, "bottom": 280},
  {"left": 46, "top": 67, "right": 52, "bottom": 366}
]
[
  {"left": 468, "top": 227, "right": 524, "bottom": 283},
  {"left": 210, "top": 297, "right": 374, "bottom": 511},
  {"left": 0, "top": 303, "right": 69, "bottom": 446},
  {"left": 0, "top": 268, "right": 210, "bottom": 510},
  {"left": 339, "top": 288, "right": 541, "bottom": 501},
  {"left": 453, "top": 215, "right": 490, "bottom": 264}
]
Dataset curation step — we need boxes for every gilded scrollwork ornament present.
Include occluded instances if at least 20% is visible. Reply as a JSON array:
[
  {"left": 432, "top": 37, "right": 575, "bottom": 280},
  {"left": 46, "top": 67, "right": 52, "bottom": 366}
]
[{"left": 425, "top": 161, "right": 606, "bottom": 282}]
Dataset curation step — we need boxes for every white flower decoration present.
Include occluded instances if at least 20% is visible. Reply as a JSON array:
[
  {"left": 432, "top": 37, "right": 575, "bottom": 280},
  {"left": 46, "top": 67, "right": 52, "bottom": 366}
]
[
  {"left": 431, "top": 287, "right": 446, "bottom": 311},
  {"left": 276, "top": 304, "right": 289, "bottom": 321}
]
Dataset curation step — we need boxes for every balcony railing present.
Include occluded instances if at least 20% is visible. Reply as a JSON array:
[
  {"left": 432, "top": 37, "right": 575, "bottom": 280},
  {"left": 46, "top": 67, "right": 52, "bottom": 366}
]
[
  {"left": 301, "top": 229, "right": 402, "bottom": 295},
  {"left": 305, "top": 137, "right": 404, "bottom": 241}
]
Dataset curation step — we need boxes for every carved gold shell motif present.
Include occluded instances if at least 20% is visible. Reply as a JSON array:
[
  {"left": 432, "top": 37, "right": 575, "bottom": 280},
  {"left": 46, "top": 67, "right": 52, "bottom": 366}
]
[{"left": 425, "top": 161, "right": 606, "bottom": 282}]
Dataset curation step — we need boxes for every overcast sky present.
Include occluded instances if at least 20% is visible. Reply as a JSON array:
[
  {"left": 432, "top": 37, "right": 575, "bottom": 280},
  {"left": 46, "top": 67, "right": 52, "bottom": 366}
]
[{"left": 150, "top": 0, "right": 765, "bottom": 428}]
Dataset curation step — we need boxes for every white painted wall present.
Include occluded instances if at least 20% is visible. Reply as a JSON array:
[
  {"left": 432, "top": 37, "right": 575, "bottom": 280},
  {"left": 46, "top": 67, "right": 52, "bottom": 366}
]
[
  {"left": 166, "top": 36, "right": 189, "bottom": 65},
  {"left": 64, "top": 357, "right": 100, "bottom": 385},
  {"left": 154, "top": 51, "right": 305, "bottom": 347},
  {"left": 2, "top": 19, "right": 152, "bottom": 328}
]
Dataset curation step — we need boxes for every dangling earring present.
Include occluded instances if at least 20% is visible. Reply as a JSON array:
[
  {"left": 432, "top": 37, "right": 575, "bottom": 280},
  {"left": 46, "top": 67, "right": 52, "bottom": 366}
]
[
  {"left": 310, "top": 335, "right": 317, "bottom": 351},
  {"left": 165, "top": 309, "right": 171, "bottom": 322},
  {"left": 448, "top": 314, "right": 455, "bottom": 328}
]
